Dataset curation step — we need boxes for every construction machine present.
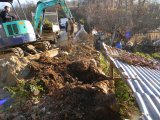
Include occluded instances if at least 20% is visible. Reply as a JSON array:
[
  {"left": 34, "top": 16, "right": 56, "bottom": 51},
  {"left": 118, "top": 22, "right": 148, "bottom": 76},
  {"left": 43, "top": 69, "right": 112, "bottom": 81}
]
[{"left": 0, "top": 0, "right": 76, "bottom": 57}]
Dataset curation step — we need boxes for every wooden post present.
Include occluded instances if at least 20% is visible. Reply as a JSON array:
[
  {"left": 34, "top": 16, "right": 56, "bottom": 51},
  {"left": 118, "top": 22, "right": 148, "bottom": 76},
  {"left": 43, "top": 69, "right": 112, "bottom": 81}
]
[{"left": 110, "top": 61, "right": 114, "bottom": 80}]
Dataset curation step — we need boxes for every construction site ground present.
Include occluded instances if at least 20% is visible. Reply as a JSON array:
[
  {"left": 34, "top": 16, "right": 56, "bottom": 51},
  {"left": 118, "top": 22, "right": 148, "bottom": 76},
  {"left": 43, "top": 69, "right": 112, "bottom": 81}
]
[{"left": 0, "top": 33, "right": 139, "bottom": 120}]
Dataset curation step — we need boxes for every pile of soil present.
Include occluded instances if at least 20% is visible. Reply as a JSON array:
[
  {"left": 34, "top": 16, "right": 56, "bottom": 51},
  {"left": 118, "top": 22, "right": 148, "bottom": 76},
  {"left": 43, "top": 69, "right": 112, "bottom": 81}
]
[
  {"left": 116, "top": 53, "right": 160, "bottom": 70},
  {"left": 1, "top": 37, "right": 120, "bottom": 120},
  {"left": 104, "top": 44, "right": 160, "bottom": 70},
  {"left": 68, "top": 60, "right": 108, "bottom": 84}
]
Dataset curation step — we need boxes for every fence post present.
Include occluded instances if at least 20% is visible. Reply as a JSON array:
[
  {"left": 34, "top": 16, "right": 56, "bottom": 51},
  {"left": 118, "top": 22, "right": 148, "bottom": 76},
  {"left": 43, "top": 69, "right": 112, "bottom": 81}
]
[{"left": 109, "top": 61, "right": 114, "bottom": 80}]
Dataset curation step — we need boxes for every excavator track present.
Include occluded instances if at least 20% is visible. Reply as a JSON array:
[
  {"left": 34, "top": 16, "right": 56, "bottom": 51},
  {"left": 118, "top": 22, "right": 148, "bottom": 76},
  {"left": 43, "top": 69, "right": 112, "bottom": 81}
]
[
  {"left": 41, "top": 41, "right": 52, "bottom": 51},
  {"left": 11, "top": 47, "right": 24, "bottom": 58},
  {"left": 0, "top": 40, "right": 58, "bottom": 60}
]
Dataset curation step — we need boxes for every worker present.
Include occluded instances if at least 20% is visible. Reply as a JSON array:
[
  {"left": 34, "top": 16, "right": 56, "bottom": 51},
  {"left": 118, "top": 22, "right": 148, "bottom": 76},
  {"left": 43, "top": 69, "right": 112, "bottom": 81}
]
[
  {"left": 65, "top": 18, "right": 74, "bottom": 52},
  {"left": 92, "top": 28, "right": 98, "bottom": 36},
  {"left": 0, "top": 6, "right": 16, "bottom": 23},
  {"left": 115, "top": 40, "right": 122, "bottom": 49}
]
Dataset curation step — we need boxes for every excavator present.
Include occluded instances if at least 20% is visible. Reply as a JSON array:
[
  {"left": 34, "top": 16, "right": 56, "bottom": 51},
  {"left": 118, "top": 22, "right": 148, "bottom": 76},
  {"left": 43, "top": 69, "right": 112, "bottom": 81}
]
[{"left": 0, "top": 0, "right": 76, "bottom": 57}]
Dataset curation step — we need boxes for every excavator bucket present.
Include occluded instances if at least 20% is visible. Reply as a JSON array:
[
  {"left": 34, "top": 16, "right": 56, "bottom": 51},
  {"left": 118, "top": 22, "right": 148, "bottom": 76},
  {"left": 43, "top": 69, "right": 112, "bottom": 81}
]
[
  {"left": 75, "top": 24, "right": 88, "bottom": 41},
  {"left": 57, "top": 18, "right": 88, "bottom": 52}
]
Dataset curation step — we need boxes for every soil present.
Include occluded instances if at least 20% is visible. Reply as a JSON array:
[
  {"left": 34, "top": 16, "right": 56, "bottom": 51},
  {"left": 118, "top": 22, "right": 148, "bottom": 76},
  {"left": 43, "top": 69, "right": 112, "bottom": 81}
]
[
  {"left": 117, "top": 53, "right": 160, "bottom": 70},
  {"left": 0, "top": 35, "right": 121, "bottom": 120},
  {"left": 104, "top": 45, "right": 160, "bottom": 70}
]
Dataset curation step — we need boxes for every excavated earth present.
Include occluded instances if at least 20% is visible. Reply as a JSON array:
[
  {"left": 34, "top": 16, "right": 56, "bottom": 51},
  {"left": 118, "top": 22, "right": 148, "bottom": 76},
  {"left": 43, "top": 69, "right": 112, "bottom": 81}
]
[{"left": 0, "top": 35, "right": 121, "bottom": 120}]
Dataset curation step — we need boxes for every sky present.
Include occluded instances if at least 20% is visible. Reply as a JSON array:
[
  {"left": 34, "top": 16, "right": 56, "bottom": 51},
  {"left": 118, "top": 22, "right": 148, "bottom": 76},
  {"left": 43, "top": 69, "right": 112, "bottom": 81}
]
[
  {"left": 0, "top": 0, "right": 73, "bottom": 8},
  {"left": 0, "top": 0, "right": 37, "bottom": 8}
]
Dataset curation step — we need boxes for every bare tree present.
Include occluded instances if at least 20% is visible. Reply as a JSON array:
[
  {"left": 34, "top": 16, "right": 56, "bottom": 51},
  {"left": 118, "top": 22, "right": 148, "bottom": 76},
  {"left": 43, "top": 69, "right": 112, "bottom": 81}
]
[{"left": 75, "top": 0, "right": 160, "bottom": 35}]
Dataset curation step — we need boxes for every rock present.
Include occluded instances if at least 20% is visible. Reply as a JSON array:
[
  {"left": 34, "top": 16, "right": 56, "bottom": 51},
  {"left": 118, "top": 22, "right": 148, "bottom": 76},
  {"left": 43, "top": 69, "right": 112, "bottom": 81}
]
[
  {"left": 31, "top": 114, "right": 36, "bottom": 120},
  {"left": 97, "top": 67, "right": 106, "bottom": 75},
  {"left": 0, "top": 56, "right": 30, "bottom": 86},
  {"left": 33, "top": 89, "right": 40, "bottom": 96},
  {"left": 90, "top": 59, "right": 97, "bottom": 67},
  {"left": 0, "top": 56, "right": 30, "bottom": 101},
  {"left": 13, "top": 115, "right": 26, "bottom": 120},
  {"left": 40, "top": 107, "right": 46, "bottom": 113},
  {"left": 94, "top": 80, "right": 110, "bottom": 94},
  {"left": 109, "top": 80, "right": 115, "bottom": 88},
  {"left": 62, "top": 51, "right": 69, "bottom": 55}
]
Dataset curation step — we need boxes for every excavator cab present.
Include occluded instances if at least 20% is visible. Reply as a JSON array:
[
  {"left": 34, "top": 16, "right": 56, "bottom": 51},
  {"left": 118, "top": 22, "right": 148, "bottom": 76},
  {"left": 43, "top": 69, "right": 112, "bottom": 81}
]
[{"left": 0, "top": 0, "right": 36, "bottom": 50}]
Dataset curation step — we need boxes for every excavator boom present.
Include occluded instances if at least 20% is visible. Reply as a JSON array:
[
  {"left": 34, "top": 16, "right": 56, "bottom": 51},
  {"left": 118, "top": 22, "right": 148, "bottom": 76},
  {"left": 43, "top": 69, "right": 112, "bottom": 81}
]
[{"left": 34, "top": 0, "right": 73, "bottom": 35}]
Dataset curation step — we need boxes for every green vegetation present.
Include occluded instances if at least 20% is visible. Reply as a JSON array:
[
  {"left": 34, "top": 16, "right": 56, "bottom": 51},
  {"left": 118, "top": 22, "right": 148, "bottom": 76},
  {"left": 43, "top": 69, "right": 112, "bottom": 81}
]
[
  {"left": 43, "top": 19, "right": 53, "bottom": 32},
  {"left": 115, "top": 80, "right": 139, "bottom": 119},
  {"left": 115, "top": 80, "right": 134, "bottom": 102},
  {"left": 134, "top": 51, "right": 160, "bottom": 61},
  {"left": 79, "top": 18, "right": 85, "bottom": 25},
  {"left": 99, "top": 54, "right": 110, "bottom": 75},
  {"left": 36, "top": 17, "right": 53, "bottom": 31},
  {"left": 151, "top": 53, "right": 160, "bottom": 60},
  {"left": 44, "top": 19, "right": 53, "bottom": 28},
  {"left": 5, "top": 79, "right": 47, "bottom": 110},
  {"left": 100, "top": 54, "right": 119, "bottom": 76},
  {"left": 135, "top": 52, "right": 153, "bottom": 60}
]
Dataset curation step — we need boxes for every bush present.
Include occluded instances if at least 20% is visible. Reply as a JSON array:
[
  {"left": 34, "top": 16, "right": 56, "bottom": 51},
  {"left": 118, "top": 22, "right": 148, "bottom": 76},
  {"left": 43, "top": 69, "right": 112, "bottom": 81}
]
[
  {"left": 152, "top": 53, "right": 160, "bottom": 60},
  {"left": 135, "top": 52, "right": 153, "bottom": 60}
]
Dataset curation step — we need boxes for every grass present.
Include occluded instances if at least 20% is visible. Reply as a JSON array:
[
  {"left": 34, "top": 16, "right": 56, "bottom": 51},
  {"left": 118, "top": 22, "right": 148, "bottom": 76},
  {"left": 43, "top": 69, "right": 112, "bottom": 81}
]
[
  {"left": 99, "top": 54, "right": 110, "bottom": 75},
  {"left": 151, "top": 53, "right": 160, "bottom": 60},
  {"left": 3, "top": 79, "right": 47, "bottom": 111},
  {"left": 134, "top": 51, "right": 160, "bottom": 61},
  {"left": 135, "top": 52, "right": 153, "bottom": 60},
  {"left": 99, "top": 54, "right": 120, "bottom": 77},
  {"left": 115, "top": 80, "right": 140, "bottom": 119}
]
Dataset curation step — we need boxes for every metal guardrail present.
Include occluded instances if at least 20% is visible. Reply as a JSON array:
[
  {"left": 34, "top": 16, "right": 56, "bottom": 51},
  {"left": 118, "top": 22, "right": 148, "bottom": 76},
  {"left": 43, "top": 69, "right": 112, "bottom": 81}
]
[{"left": 102, "top": 43, "right": 160, "bottom": 120}]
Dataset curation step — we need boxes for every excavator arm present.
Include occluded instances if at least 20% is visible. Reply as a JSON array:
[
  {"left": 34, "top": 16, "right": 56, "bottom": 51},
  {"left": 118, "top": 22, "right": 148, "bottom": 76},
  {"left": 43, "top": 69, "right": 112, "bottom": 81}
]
[{"left": 34, "top": 0, "right": 73, "bottom": 35}]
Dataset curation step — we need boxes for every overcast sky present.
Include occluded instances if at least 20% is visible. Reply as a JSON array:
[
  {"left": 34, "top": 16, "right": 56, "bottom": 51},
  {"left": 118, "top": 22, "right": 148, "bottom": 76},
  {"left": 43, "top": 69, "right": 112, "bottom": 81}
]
[
  {"left": 0, "top": 0, "right": 73, "bottom": 7},
  {"left": 0, "top": 0, "right": 36, "bottom": 8}
]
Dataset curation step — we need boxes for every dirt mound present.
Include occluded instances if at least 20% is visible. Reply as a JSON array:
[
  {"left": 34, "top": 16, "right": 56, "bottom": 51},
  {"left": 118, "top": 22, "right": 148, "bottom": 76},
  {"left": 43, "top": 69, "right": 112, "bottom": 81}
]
[
  {"left": 4, "top": 82, "right": 119, "bottom": 120},
  {"left": 1, "top": 39, "right": 121, "bottom": 120},
  {"left": 116, "top": 53, "right": 160, "bottom": 70},
  {"left": 27, "top": 60, "right": 65, "bottom": 92},
  {"left": 68, "top": 59, "right": 108, "bottom": 84},
  {"left": 41, "top": 84, "right": 119, "bottom": 120}
]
